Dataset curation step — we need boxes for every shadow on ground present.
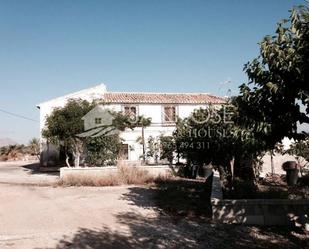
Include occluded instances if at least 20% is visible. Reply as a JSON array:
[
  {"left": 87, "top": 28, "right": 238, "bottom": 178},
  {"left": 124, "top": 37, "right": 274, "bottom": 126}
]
[
  {"left": 121, "top": 178, "right": 213, "bottom": 221},
  {"left": 49, "top": 179, "right": 308, "bottom": 249},
  {"left": 22, "top": 163, "right": 60, "bottom": 176}
]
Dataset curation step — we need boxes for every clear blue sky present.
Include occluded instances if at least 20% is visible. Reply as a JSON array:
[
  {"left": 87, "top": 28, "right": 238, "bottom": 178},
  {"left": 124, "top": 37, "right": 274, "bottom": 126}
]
[{"left": 0, "top": 0, "right": 305, "bottom": 143}]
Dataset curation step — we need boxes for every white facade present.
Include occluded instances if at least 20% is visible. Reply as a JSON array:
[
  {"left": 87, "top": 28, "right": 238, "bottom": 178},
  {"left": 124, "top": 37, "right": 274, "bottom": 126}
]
[
  {"left": 37, "top": 83, "right": 224, "bottom": 164},
  {"left": 37, "top": 83, "right": 297, "bottom": 175}
]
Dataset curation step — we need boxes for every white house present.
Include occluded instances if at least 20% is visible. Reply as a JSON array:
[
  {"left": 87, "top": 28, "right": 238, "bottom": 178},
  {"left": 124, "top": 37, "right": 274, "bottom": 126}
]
[{"left": 37, "top": 83, "right": 225, "bottom": 165}]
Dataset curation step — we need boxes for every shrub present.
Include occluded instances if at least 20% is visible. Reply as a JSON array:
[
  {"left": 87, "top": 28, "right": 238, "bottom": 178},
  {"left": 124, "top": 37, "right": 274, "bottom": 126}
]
[
  {"left": 85, "top": 135, "right": 122, "bottom": 166},
  {"left": 223, "top": 177, "right": 258, "bottom": 199}
]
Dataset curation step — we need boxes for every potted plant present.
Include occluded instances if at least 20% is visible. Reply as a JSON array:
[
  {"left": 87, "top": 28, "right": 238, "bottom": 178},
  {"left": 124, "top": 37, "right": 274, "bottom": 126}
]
[
  {"left": 282, "top": 161, "right": 299, "bottom": 186},
  {"left": 202, "top": 163, "right": 214, "bottom": 179}
]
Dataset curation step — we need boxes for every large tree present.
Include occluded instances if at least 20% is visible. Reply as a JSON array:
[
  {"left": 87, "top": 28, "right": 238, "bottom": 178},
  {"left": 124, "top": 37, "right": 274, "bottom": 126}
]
[
  {"left": 42, "top": 99, "right": 96, "bottom": 167},
  {"left": 172, "top": 5, "right": 309, "bottom": 182},
  {"left": 43, "top": 99, "right": 151, "bottom": 167},
  {"left": 237, "top": 5, "right": 309, "bottom": 149},
  {"left": 174, "top": 106, "right": 264, "bottom": 180}
]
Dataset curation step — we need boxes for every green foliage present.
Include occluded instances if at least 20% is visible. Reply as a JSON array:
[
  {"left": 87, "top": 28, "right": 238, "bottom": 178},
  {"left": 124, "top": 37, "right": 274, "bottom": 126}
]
[
  {"left": 237, "top": 5, "right": 309, "bottom": 149},
  {"left": 42, "top": 99, "right": 151, "bottom": 166},
  {"left": 42, "top": 99, "right": 96, "bottom": 166},
  {"left": 174, "top": 106, "right": 264, "bottom": 179},
  {"left": 42, "top": 99, "right": 95, "bottom": 146},
  {"left": 287, "top": 138, "right": 309, "bottom": 161},
  {"left": 146, "top": 136, "right": 159, "bottom": 160},
  {"left": 159, "top": 135, "right": 175, "bottom": 164},
  {"left": 171, "top": 4, "right": 309, "bottom": 180},
  {"left": 85, "top": 135, "right": 122, "bottom": 166},
  {"left": 136, "top": 116, "right": 152, "bottom": 127}
]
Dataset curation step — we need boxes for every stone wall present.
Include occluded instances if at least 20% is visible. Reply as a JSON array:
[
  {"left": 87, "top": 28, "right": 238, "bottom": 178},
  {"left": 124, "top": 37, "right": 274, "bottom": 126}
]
[{"left": 211, "top": 171, "right": 309, "bottom": 229}]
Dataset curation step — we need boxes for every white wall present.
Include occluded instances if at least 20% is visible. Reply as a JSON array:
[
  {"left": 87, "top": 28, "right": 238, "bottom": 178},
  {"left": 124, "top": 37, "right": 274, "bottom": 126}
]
[
  {"left": 38, "top": 86, "right": 218, "bottom": 163},
  {"left": 99, "top": 103, "right": 210, "bottom": 160}
]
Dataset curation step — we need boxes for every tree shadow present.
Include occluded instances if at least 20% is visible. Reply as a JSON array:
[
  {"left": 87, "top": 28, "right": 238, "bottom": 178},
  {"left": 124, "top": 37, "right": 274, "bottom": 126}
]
[
  {"left": 153, "top": 178, "right": 213, "bottom": 220},
  {"left": 22, "top": 163, "right": 60, "bottom": 176},
  {"left": 21, "top": 162, "right": 40, "bottom": 172},
  {"left": 120, "top": 186, "right": 158, "bottom": 210},
  {"left": 51, "top": 212, "right": 307, "bottom": 249},
  {"left": 49, "top": 179, "right": 308, "bottom": 249},
  {"left": 53, "top": 212, "right": 206, "bottom": 249},
  {"left": 121, "top": 178, "right": 213, "bottom": 221}
]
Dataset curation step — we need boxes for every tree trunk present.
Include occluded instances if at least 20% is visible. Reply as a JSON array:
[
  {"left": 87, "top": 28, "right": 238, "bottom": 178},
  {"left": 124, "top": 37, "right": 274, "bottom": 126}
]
[
  {"left": 65, "top": 153, "right": 71, "bottom": 167},
  {"left": 142, "top": 126, "right": 145, "bottom": 164},
  {"left": 74, "top": 152, "right": 80, "bottom": 167},
  {"left": 72, "top": 138, "right": 83, "bottom": 167},
  {"left": 230, "top": 157, "right": 235, "bottom": 181},
  {"left": 72, "top": 150, "right": 80, "bottom": 167},
  {"left": 271, "top": 150, "right": 274, "bottom": 175}
]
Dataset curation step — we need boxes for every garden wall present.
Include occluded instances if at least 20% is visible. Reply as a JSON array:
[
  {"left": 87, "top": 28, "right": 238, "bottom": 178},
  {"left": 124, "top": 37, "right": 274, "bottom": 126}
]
[
  {"left": 60, "top": 165, "right": 172, "bottom": 179},
  {"left": 211, "top": 171, "right": 309, "bottom": 229}
]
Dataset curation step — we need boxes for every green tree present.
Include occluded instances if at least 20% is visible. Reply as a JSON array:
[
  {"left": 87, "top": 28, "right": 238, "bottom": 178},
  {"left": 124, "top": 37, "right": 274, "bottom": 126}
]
[
  {"left": 42, "top": 99, "right": 95, "bottom": 167},
  {"left": 159, "top": 135, "right": 175, "bottom": 165},
  {"left": 42, "top": 99, "right": 147, "bottom": 167},
  {"left": 237, "top": 5, "right": 309, "bottom": 150},
  {"left": 174, "top": 106, "right": 265, "bottom": 180}
]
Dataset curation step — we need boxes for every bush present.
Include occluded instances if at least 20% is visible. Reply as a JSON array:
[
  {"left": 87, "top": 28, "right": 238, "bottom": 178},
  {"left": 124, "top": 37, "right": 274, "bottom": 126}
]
[
  {"left": 223, "top": 178, "right": 258, "bottom": 199},
  {"left": 85, "top": 135, "right": 122, "bottom": 166}
]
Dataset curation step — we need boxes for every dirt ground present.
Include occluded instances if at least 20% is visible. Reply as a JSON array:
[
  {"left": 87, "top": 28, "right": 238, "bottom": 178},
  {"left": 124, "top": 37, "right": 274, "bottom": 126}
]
[
  {"left": 0, "top": 161, "right": 58, "bottom": 185},
  {"left": 0, "top": 183, "right": 160, "bottom": 249},
  {"left": 0, "top": 162, "right": 308, "bottom": 249}
]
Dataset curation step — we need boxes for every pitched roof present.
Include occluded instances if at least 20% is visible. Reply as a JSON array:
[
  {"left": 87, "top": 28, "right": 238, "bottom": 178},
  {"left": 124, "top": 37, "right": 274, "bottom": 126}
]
[{"left": 104, "top": 92, "right": 225, "bottom": 104}]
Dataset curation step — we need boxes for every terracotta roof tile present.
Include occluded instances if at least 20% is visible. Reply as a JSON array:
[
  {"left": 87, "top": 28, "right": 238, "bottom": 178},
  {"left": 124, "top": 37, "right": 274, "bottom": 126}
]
[{"left": 104, "top": 92, "right": 225, "bottom": 104}]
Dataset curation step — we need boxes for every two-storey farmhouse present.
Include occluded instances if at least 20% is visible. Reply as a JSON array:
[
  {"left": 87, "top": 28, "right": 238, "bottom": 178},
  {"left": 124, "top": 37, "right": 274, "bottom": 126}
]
[{"left": 37, "top": 84, "right": 226, "bottom": 165}]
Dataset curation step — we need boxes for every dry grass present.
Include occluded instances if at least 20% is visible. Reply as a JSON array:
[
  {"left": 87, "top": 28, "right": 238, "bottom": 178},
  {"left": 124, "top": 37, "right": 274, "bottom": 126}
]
[
  {"left": 58, "top": 173, "right": 121, "bottom": 187},
  {"left": 58, "top": 166, "right": 171, "bottom": 187},
  {"left": 118, "top": 165, "right": 154, "bottom": 184}
]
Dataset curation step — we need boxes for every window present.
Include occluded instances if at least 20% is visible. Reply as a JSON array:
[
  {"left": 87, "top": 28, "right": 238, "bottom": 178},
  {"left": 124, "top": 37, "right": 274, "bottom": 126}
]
[
  {"left": 123, "top": 105, "right": 137, "bottom": 119},
  {"left": 163, "top": 106, "right": 176, "bottom": 123},
  {"left": 95, "top": 118, "right": 102, "bottom": 124}
]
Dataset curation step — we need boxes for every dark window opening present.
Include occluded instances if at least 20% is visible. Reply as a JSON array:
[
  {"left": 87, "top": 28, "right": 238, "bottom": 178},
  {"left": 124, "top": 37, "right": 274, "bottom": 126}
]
[
  {"left": 124, "top": 106, "right": 137, "bottom": 119},
  {"left": 163, "top": 106, "right": 176, "bottom": 123}
]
